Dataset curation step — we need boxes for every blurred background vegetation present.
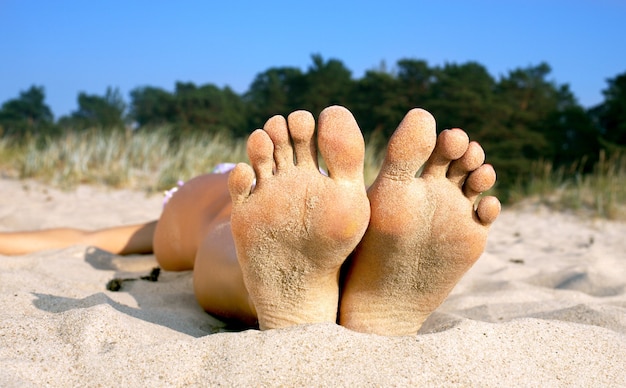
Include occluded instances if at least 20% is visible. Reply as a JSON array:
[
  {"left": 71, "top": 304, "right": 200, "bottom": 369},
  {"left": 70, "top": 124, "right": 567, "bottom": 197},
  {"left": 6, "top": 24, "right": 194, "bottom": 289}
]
[{"left": 1, "top": 55, "right": 625, "bottom": 217}]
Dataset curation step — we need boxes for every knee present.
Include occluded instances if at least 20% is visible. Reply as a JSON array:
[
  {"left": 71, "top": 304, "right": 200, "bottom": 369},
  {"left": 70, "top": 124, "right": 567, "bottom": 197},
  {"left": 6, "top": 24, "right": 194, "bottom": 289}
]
[{"left": 153, "top": 218, "right": 194, "bottom": 271}]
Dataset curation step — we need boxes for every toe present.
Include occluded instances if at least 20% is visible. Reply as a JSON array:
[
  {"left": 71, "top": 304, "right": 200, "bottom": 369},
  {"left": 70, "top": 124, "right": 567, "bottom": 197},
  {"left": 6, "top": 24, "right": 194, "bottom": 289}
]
[
  {"left": 263, "top": 115, "right": 294, "bottom": 172},
  {"left": 421, "top": 128, "right": 469, "bottom": 178},
  {"left": 228, "top": 163, "right": 256, "bottom": 204},
  {"left": 246, "top": 129, "right": 275, "bottom": 184},
  {"left": 287, "top": 110, "right": 318, "bottom": 170},
  {"left": 379, "top": 108, "right": 437, "bottom": 180},
  {"left": 317, "top": 106, "right": 365, "bottom": 182},
  {"left": 447, "top": 141, "right": 485, "bottom": 186},
  {"left": 464, "top": 164, "right": 496, "bottom": 202},
  {"left": 476, "top": 195, "right": 501, "bottom": 225}
]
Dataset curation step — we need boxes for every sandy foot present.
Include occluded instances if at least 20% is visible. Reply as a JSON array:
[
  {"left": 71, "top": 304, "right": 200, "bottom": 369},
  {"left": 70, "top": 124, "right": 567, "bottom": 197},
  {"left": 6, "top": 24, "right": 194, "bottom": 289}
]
[
  {"left": 340, "top": 108, "right": 501, "bottom": 336},
  {"left": 228, "top": 106, "right": 370, "bottom": 329}
]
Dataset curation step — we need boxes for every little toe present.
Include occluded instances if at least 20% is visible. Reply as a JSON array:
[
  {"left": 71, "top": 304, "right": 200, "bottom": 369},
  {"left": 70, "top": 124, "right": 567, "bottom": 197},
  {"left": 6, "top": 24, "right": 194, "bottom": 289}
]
[
  {"left": 317, "top": 106, "right": 365, "bottom": 182},
  {"left": 476, "top": 196, "right": 501, "bottom": 225},
  {"left": 379, "top": 108, "right": 437, "bottom": 180},
  {"left": 263, "top": 115, "right": 294, "bottom": 171},
  {"left": 421, "top": 128, "right": 469, "bottom": 178},
  {"left": 463, "top": 164, "right": 496, "bottom": 202},
  {"left": 447, "top": 141, "right": 486, "bottom": 186},
  {"left": 246, "top": 129, "right": 275, "bottom": 184},
  {"left": 228, "top": 163, "right": 256, "bottom": 203}
]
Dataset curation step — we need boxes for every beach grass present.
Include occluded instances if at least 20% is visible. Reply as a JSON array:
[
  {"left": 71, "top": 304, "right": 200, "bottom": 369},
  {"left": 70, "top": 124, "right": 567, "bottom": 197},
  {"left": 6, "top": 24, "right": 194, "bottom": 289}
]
[
  {"left": 510, "top": 151, "right": 626, "bottom": 219},
  {"left": 1, "top": 129, "right": 624, "bottom": 219},
  {"left": 0, "top": 129, "right": 248, "bottom": 192},
  {"left": 0, "top": 128, "right": 385, "bottom": 191}
]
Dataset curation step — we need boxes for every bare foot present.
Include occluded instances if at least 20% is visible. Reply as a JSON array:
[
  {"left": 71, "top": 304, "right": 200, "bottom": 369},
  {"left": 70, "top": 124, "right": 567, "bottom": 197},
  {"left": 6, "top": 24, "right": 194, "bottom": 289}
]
[
  {"left": 228, "top": 106, "right": 370, "bottom": 330},
  {"left": 339, "top": 108, "right": 501, "bottom": 336}
]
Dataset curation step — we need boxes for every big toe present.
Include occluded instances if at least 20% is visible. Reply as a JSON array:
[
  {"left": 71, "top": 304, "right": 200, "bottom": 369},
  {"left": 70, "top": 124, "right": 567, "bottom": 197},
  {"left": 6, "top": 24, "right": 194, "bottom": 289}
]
[
  {"left": 317, "top": 106, "right": 365, "bottom": 182},
  {"left": 379, "top": 108, "right": 437, "bottom": 180}
]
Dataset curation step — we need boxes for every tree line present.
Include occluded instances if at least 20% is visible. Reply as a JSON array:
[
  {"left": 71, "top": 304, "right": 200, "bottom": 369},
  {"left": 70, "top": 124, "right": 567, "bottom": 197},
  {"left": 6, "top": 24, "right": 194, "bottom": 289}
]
[{"left": 1, "top": 54, "right": 625, "bottom": 192}]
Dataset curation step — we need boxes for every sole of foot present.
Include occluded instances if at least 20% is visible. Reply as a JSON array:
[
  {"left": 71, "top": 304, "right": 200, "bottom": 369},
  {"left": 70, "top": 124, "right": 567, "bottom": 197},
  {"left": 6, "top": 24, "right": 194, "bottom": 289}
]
[
  {"left": 228, "top": 106, "right": 371, "bottom": 330},
  {"left": 340, "top": 108, "right": 501, "bottom": 336}
]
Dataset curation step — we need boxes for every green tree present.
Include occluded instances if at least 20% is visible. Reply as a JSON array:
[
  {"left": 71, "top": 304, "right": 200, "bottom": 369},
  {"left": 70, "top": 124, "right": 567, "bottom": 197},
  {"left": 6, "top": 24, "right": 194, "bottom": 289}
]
[
  {"left": 243, "top": 66, "right": 303, "bottom": 129},
  {"left": 426, "top": 62, "right": 499, "bottom": 132},
  {"left": 396, "top": 59, "right": 435, "bottom": 109},
  {"left": 484, "top": 63, "right": 598, "bottom": 189},
  {"left": 59, "top": 87, "right": 127, "bottom": 130},
  {"left": 490, "top": 64, "right": 558, "bottom": 187},
  {"left": 129, "top": 86, "right": 177, "bottom": 127},
  {"left": 590, "top": 70, "right": 626, "bottom": 148},
  {"left": 296, "top": 54, "right": 354, "bottom": 116},
  {"left": 173, "top": 82, "right": 248, "bottom": 135},
  {"left": 542, "top": 93, "right": 600, "bottom": 166},
  {"left": 0, "top": 85, "right": 55, "bottom": 137},
  {"left": 351, "top": 67, "right": 405, "bottom": 138}
]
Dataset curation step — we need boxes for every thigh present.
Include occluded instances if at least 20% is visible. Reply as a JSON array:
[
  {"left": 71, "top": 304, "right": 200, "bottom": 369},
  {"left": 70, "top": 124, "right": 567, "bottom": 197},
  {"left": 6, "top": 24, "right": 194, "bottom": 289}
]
[
  {"left": 153, "top": 173, "right": 232, "bottom": 270},
  {"left": 192, "top": 218, "right": 256, "bottom": 324}
]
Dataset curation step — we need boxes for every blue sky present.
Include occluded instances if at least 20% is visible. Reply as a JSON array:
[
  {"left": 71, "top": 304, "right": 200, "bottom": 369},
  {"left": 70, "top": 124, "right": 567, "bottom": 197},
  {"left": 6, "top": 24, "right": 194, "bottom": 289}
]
[{"left": 1, "top": 0, "right": 625, "bottom": 118}]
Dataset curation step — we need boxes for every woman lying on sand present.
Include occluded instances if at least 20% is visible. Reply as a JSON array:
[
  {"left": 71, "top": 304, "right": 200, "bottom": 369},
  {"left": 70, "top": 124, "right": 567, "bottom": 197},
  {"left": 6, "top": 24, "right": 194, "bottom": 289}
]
[{"left": 0, "top": 106, "right": 500, "bottom": 336}]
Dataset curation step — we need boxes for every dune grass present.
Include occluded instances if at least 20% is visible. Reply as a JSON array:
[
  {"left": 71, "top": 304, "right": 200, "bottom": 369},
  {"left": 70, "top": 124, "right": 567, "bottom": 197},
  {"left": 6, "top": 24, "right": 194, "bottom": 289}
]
[
  {"left": 509, "top": 151, "right": 626, "bottom": 219},
  {"left": 1, "top": 129, "right": 624, "bottom": 219},
  {"left": 0, "top": 128, "right": 386, "bottom": 192},
  {"left": 0, "top": 129, "right": 248, "bottom": 192}
]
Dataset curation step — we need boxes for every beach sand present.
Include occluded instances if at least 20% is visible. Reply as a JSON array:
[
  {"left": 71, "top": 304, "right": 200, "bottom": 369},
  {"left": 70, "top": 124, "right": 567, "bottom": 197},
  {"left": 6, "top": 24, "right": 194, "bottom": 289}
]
[{"left": 1, "top": 178, "right": 625, "bottom": 386}]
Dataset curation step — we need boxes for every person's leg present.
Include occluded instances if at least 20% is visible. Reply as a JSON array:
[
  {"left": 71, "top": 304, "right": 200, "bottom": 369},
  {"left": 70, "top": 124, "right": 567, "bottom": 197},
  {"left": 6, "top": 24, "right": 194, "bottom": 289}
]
[
  {"left": 192, "top": 212, "right": 257, "bottom": 325},
  {"left": 0, "top": 222, "right": 156, "bottom": 256},
  {"left": 153, "top": 173, "right": 233, "bottom": 271},
  {"left": 339, "top": 108, "right": 501, "bottom": 336},
  {"left": 150, "top": 171, "right": 255, "bottom": 323},
  {"left": 0, "top": 172, "right": 234, "bottom": 261},
  {"left": 0, "top": 171, "right": 236, "bottom": 259},
  {"left": 223, "top": 106, "right": 371, "bottom": 329}
]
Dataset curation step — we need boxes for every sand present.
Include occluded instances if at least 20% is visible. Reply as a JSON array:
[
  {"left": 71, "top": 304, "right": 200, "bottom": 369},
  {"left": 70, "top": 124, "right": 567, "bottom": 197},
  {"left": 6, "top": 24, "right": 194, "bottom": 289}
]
[{"left": 1, "top": 177, "right": 625, "bottom": 386}]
